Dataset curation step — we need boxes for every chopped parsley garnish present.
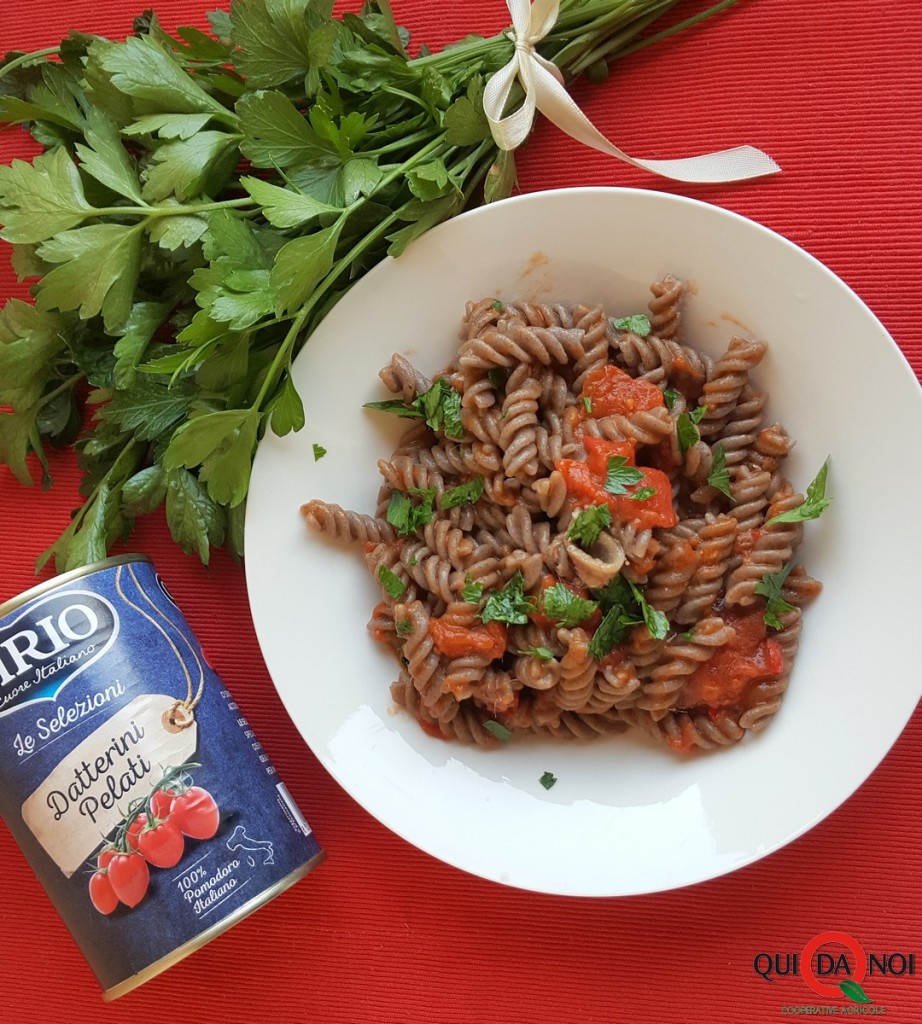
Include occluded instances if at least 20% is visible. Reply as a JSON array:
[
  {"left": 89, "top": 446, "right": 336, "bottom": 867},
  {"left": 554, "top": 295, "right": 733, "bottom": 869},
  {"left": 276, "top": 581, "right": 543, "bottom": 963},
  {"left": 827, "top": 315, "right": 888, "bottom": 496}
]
[
  {"left": 766, "top": 458, "right": 831, "bottom": 526},
  {"left": 567, "top": 503, "right": 611, "bottom": 548},
  {"left": 490, "top": 298, "right": 504, "bottom": 310},
  {"left": 441, "top": 476, "right": 484, "bottom": 509},
  {"left": 363, "top": 397, "right": 426, "bottom": 419},
  {"left": 707, "top": 444, "right": 732, "bottom": 498},
  {"left": 386, "top": 488, "right": 436, "bottom": 536},
  {"left": 629, "top": 580, "right": 669, "bottom": 640},
  {"left": 378, "top": 566, "right": 405, "bottom": 599},
  {"left": 603, "top": 455, "right": 644, "bottom": 496},
  {"left": 418, "top": 378, "right": 464, "bottom": 438},
  {"left": 630, "top": 486, "right": 656, "bottom": 502},
  {"left": 588, "top": 575, "right": 667, "bottom": 658},
  {"left": 365, "top": 378, "right": 464, "bottom": 439},
  {"left": 582, "top": 396, "right": 593, "bottom": 414},
  {"left": 676, "top": 404, "right": 708, "bottom": 452},
  {"left": 539, "top": 771, "right": 558, "bottom": 790},
  {"left": 518, "top": 645, "right": 555, "bottom": 660},
  {"left": 484, "top": 720, "right": 511, "bottom": 742},
  {"left": 612, "top": 313, "right": 652, "bottom": 336},
  {"left": 663, "top": 388, "right": 680, "bottom": 410},
  {"left": 312, "top": 443, "right": 327, "bottom": 461},
  {"left": 754, "top": 562, "right": 796, "bottom": 630},
  {"left": 461, "top": 574, "right": 484, "bottom": 604},
  {"left": 587, "top": 603, "right": 635, "bottom": 659},
  {"left": 541, "top": 583, "right": 598, "bottom": 628},
  {"left": 395, "top": 618, "right": 412, "bottom": 637},
  {"left": 480, "top": 571, "right": 535, "bottom": 625}
]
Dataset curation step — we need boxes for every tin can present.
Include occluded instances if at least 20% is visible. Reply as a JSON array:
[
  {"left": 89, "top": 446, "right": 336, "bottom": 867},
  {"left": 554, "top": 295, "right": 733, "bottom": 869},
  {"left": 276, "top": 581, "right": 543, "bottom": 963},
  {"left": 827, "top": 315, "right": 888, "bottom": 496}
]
[{"left": 0, "top": 555, "right": 324, "bottom": 1000}]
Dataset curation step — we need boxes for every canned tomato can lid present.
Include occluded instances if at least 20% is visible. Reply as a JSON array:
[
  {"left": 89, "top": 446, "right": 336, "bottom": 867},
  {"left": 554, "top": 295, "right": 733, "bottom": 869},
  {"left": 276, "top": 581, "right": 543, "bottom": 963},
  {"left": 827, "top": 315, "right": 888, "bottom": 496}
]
[{"left": 0, "top": 554, "right": 324, "bottom": 999}]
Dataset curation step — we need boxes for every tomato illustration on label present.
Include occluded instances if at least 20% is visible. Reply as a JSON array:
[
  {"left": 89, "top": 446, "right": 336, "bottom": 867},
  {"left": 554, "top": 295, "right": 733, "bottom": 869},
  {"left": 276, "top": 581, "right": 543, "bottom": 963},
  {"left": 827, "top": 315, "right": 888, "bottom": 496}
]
[
  {"left": 86, "top": 762, "right": 221, "bottom": 915},
  {"left": 170, "top": 787, "right": 220, "bottom": 840},
  {"left": 88, "top": 870, "right": 119, "bottom": 915},
  {"left": 106, "top": 853, "right": 150, "bottom": 909},
  {"left": 136, "top": 818, "right": 184, "bottom": 869}
]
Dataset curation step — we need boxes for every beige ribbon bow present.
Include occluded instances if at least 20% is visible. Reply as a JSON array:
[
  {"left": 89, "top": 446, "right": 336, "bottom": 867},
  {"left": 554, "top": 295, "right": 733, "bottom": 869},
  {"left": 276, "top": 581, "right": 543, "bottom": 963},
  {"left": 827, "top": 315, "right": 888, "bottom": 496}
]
[{"left": 481, "top": 0, "right": 780, "bottom": 183}]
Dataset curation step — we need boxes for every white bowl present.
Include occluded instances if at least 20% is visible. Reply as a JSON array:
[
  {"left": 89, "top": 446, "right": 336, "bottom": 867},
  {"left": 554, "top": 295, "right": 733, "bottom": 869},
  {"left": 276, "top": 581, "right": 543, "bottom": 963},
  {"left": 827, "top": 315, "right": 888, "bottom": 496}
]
[{"left": 245, "top": 188, "right": 922, "bottom": 896}]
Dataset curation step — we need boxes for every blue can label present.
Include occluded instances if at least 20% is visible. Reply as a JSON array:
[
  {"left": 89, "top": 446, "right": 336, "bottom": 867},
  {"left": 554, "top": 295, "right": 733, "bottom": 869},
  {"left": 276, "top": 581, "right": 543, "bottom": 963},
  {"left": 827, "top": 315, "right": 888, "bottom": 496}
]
[{"left": 0, "top": 557, "right": 323, "bottom": 997}]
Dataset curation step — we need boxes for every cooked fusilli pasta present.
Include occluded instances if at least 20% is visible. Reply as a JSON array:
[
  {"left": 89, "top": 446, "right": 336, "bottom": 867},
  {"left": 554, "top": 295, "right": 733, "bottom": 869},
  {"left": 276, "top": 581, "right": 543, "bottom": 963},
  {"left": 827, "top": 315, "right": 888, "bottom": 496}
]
[{"left": 303, "top": 277, "right": 824, "bottom": 754}]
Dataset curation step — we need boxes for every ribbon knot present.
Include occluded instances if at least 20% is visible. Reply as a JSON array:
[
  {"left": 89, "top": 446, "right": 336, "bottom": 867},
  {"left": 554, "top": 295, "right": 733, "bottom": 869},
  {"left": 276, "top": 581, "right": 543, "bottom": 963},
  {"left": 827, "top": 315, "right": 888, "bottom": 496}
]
[{"left": 482, "top": 0, "right": 780, "bottom": 184}]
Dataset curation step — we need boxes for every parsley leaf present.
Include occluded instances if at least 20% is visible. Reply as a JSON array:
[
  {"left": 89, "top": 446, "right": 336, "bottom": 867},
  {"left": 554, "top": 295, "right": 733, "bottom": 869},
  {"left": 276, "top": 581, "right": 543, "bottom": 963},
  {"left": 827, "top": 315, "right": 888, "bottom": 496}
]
[
  {"left": 0, "top": 146, "right": 94, "bottom": 245},
  {"left": 164, "top": 467, "right": 226, "bottom": 565},
  {"left": 587, "top": 603, "right": 634, "bottom": 659},
  {"left": 663, "top": 388, "right": 680, "bottom": 410},
  {"left": 604, "top": 455, "right": 644, "bottom": 496},
  {"left": 612, "top": 313, "right": 652, "bottom": 336},
  {"left": 385, "top": 488, "right": 435, "bottom": 537},
  {"left": 241, "top": 175, "right": 340, "bottom": 229},
  {"left": 363, "top": 398, "right": 426, "bottom": 419},
  {"left": 229, "top": 0, "right": 316, "bottom": 88},
  {"left": 707, "top": 444, "right": 732, "bottom": 498},
  {"left": 541, "top": 583, "right": 598, "bottom": 628},
  {"left": 418, "top": 378, "right": 464, "bottom": 439},
  {"left": 754, "top": 562, "right": 796, "bottom": 630},
  {"left": 676, "top": 404, "right": 708, "bottom": 452},
  {"left": 480, "top": 571, "right": 535, "bottom": 625},
  {"left": 378, "top": 565, "right": 405, "bottom": 599},
  {"left": 484, "top": 720, "right": 511, "bottom": 742},
  {"left": 630, "top": 486, "right": 656, "bottom": 502},
  {"left": 237, "top": 89, "right": 339, "bottom": 169},
  {"left": 539, "top": 771, "right": 558, "bottom": 790},
  {"left": 270, "top": 220, "right": 344, "bottom": 315},
  {"left": 462, "top": 574, "right": 484, "bottom": 604},
  {"left": 395, "top": 618, "right": 412, "bottom": 637},
  {"left": 567, "top": 504, "right": 611, "bottom": 548},
  {"left": 312, "top": 443, "right": 327, "bottom": 461},
  {"left": 365, "top": 378, "right": 464, "bottom": 439},
  {"left": 629, "top": 580, "right": 669, "bottom": 640},
  {"left": 588, "top": 575, "right": 666, "bottom": 656},
  {"left": 441, "top": 476, "right": 484, "bottom": 509},
  {"left": 766, "top": 459, "right": 831, "bottom": 525},
  {"left": 519, "top": 646, "right": 555, "bottom": 660},
  {"left": 35, "top": 223, "right": 143, "bottom": 332}
]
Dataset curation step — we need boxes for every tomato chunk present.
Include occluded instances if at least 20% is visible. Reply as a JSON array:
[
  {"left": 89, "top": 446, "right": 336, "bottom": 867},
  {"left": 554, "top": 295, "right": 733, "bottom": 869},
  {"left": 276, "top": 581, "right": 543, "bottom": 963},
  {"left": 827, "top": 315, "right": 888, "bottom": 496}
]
[
  {"left": 428, "top": 619, "right": 507, "bottom": 660},
  {"left": 678, "top": 609, "right": 784, "bottom": 710},
  {"left": 582, "top": 435, "right": 636, "bottom": 478},
  {"left": 556, "top": 454, "right": 676, "bottom": 530},
  {"left": 580, "top": 364, "right": 665, "bottom": 417}
]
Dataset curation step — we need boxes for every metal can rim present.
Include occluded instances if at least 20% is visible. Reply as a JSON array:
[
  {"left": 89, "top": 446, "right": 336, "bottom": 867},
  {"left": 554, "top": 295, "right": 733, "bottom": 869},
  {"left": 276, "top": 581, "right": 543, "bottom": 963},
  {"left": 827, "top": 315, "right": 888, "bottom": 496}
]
[
  {"left": 0, "top": 554, "right": 152, "bottom": 619},
  {"left": 102, "top": 850, "right": 326, "bottom": 1001}
]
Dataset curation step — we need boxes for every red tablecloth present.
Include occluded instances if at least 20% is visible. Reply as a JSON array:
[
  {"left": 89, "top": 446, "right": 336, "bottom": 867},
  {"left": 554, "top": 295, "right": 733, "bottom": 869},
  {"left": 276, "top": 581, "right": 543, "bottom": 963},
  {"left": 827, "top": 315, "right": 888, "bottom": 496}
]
[{"left": 2, "top": 1, "right": 920, "bottom": 1020}]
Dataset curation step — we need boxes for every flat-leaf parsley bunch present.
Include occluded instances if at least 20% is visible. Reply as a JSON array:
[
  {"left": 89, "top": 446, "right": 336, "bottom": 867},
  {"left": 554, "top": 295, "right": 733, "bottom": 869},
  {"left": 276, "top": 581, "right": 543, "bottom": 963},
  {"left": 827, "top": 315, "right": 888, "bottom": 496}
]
[{"left": 0, "top": 0, "right": 745, "bottom": 570}]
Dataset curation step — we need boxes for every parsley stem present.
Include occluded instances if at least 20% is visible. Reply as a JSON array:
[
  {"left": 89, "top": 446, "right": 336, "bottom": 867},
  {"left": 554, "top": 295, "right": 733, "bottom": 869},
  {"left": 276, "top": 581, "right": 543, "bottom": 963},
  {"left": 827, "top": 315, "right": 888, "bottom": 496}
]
[
  {"left": 38, "top": 372, "right": 84, "bottom": 409},
  {"left": 0, "top": 47, "right": 61, "bottom": 80},
  {"left": 89, "top": 197, "right": 254, "bottom": 220},
  {"left": 615, "top": 0, "right": 745, "bottom": 59}
]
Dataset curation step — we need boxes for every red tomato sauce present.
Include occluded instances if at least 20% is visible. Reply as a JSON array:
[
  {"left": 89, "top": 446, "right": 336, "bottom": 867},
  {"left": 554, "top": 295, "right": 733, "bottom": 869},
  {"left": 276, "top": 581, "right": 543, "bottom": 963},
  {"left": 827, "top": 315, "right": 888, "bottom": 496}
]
[
  {"left": 427, "top": 618, "right": 507, "bottom": 660},
  {"left": 580, "top": 364, "right": 665, "bottom": 416},
  {"left": 557, "top": 437, "right": 677, "bottom": 530},
  {"left": 677, "top": 609, "right": 784, "bottom": 711}
]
